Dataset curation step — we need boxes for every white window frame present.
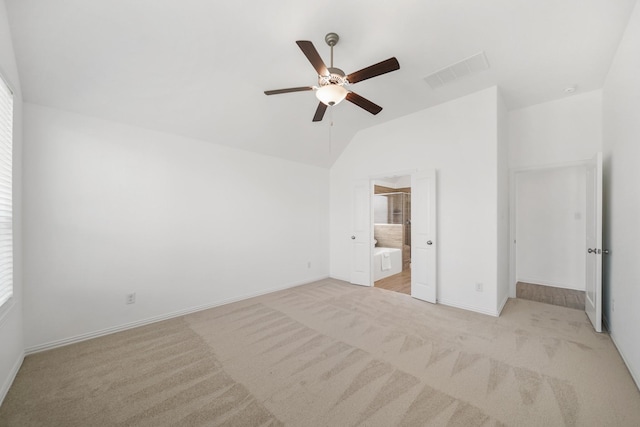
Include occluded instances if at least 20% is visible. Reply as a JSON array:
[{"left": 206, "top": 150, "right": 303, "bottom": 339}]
[{"left": 0, "top": 71, "right": 14, "bottom": 312}]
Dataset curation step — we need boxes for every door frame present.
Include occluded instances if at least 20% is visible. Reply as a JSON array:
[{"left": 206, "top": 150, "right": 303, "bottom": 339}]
[
  {"left": 509, "top": 159, "right": 593, "bottom": 298},
  {"left": 353, "top": 168, "right": 436, "bottom": 299},
  {"left": 358, "top": 169, "right": 417, "bottom": 287}
]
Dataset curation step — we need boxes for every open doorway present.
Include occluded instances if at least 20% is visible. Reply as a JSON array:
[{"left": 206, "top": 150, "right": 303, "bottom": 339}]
[
  {"left": 372, "top": 175, "right": 412, "bottom": 294},
  {"left": 511, "top": 155, "right": 603, "bottom": 332},
  {"left": 513, "top": 164, "right": 587, "bottom": 309},
  {"left": 350, "top": 169, "right": 436, "bottom": 303}
]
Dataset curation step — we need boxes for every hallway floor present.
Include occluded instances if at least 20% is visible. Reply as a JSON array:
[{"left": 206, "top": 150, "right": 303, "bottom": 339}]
[
  {"left": 374, "top": 269, "right": 411, "bottom": 295},
  {"left": 516, "top": 281, "right": 585, "bottom": 310}
]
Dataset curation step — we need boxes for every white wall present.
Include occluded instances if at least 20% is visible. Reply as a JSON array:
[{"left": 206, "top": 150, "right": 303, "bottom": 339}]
[
  {"left": 602, "top": 0, "right": 640, "bottom": 387},
  {"left": 0, "top": 0, "right": 23, "bottom": 405},
  {"left": 515, "top": 166, "right": 586, "bottom": 290},
  {"left": 330, "top": 87, "right": 503, "bottom": 316},
  {"left": 509, "top": 90, "right": 602, "bottom": 169},
  {"left": 23, "top": 104, "right": 329, "bottom": 351}
]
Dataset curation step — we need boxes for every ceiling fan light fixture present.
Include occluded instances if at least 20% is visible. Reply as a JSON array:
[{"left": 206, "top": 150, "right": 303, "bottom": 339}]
[{"left": 316, "top": 84, "right": 348, "bottom": 106}]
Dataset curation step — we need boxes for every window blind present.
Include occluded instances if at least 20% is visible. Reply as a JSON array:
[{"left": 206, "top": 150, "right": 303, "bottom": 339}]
[{"left": 0, "top": 74, "right": 13, "bottom": 308}]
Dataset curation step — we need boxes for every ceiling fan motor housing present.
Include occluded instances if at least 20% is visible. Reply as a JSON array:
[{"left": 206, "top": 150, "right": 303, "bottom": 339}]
[
  {"left": 319, "top": 67, "right": 348, "bottom": 87},
  {"left": 320, "top": 32, "right": 347, "bottom": 87}
]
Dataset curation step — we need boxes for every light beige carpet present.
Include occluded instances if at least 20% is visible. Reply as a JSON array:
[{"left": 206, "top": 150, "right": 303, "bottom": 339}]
[{"left": 1, "top": 278, "right": 639, "bottom": 426}]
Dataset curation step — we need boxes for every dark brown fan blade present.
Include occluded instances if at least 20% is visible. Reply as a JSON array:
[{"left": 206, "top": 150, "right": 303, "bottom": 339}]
[
  {"left": 346, "top": 92, "right": 383, "bottom": 115},
  {"left": 312, "top": 102, "right": 328, "bottom": 122},
  {"left": 264, "top": 86, "right": 314, "bottom": 95},
  {"left": 296, "top": 41, "right": 329, "bottom": 76},
  {"left": 346, "top": 57, "right": 400, "bottom": 84}
]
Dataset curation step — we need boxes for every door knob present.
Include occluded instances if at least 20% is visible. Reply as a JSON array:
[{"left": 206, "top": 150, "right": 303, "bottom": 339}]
[
  {"left": 351, "top": 236, "right": 356, "bottom": 240},
  {"left": 427, "top": 240, "right": 433, "bottom": 245},
  {"left": 587, "top": 248, "right": 595, "bottom": 253},
  {"left": 603, "top": 249, "right": 610, "bottom": 254}
]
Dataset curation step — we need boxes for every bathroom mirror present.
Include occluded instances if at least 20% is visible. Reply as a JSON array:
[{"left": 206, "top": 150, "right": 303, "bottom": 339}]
[{"left": 374, "top": 192, "right": 405, "bottom": 224}]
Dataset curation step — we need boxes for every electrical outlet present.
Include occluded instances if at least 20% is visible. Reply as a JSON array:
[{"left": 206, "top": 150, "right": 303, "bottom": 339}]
[
  {"left": 475, "top": 283, "right": 483, "bottom": 292},
  {"left": 612, "top": 299, "right": 615, "bottom": 312},
  {"left": 307, "top": 261, "right": 311, "bottom": 269},
  {"left": 126, "top": 293, "right": 136, "bottom": 304}
]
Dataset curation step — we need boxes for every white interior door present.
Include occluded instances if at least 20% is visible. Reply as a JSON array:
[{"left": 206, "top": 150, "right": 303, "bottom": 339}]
[
  {"left": 350, "top": 179, "right": 371, "bottom": 286},
  {"left": 585, "top": 153, "right": 603, "bottom": 332},
  {"left": 411, "top": 170, "right": 437, "bottom": 303}
]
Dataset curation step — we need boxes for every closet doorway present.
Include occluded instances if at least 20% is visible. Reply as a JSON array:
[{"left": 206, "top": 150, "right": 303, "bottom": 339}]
[
  {"left": 512, "top": 154, "right": 604, "bottom": 334},
  {"left": 513, "top": 164, "right": 588, "bottom": 308}
]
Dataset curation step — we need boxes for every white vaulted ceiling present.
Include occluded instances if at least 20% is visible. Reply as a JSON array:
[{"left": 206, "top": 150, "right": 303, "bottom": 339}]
[{"left": 5, "top": 0, "right": 637, "bottom": 167}]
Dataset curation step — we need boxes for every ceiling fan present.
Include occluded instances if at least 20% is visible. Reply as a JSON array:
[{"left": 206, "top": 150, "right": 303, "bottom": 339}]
[{"left": 264, "top": 33, "right": 400, "bottom": 122}]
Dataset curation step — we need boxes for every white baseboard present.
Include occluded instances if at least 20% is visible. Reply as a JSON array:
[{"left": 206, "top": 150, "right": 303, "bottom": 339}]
[
  {"left": 329, "top": 274, "right": 351, "bottom": 282},
  {"left": 329, "top": 275, "right": 373, "bottom": 287},
  {"left": 609, "top": 333, "right": 640, "bottom": 392},
  {"left": 25, "top": 275, "right": 329, "bottom": 355},
  {"left": 0, "top": 352, "right": 23, "bottom": 406},
  {"left": 497, "top": 293, "right": 510, "bottom": 316},
  {"left": 437, "top": 298, "right": 501, "bottom": 317}
]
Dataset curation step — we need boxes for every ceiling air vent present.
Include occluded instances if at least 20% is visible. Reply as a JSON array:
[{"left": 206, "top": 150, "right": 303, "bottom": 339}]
[{"left": 424, "top": 51, "right": 489, "bottom": 89}]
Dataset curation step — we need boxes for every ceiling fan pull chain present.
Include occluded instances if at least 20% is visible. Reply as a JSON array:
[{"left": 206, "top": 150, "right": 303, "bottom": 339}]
[{"left": 329, "top": 108, "right": 333, "bottom": 156}]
